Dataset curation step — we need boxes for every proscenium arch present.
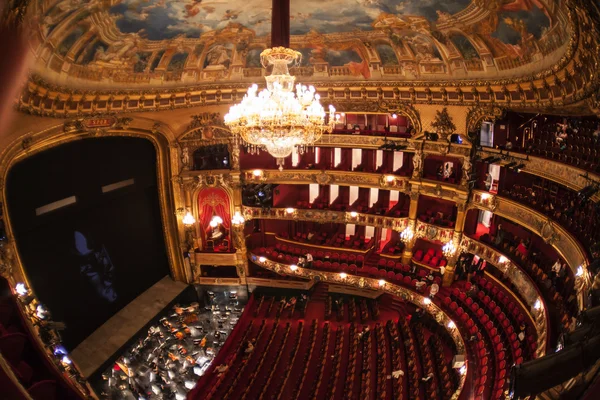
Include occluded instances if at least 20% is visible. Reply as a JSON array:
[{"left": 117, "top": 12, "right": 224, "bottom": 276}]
[{"left": 0, "top": 120, "right": 185, "bottom": 287}]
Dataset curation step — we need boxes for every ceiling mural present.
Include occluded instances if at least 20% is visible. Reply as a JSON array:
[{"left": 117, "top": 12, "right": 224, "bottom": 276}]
[
  {"left": 29, "top": 0, "right": 570, "bottom": 89},
  {"left": 109, "top": 0, "right": 272, "bottom": 40}
]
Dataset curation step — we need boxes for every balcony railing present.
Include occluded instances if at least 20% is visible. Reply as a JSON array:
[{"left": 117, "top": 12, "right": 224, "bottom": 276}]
[
  {"left": 242, "top": 206, "right": 409, "bottom": 231},
  {"left": 460, "top": 236, "right": 549, "bottom": 357},
  {"left": 470, "top": 190, "right": 590, "bottom": 309}
]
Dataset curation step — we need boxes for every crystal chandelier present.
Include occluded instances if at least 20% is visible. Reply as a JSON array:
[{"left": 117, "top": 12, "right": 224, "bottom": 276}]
[{"left": 224, "top": 47, "right": 335, "bottom": 169}]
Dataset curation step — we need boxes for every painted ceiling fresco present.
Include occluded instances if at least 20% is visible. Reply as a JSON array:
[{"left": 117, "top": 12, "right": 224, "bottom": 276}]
[
  {"left": 110, "top": 0, "right": 272, "bottom": 40},
  {"left": 30, "top": 0, "right": 570, "bottom": 88}
]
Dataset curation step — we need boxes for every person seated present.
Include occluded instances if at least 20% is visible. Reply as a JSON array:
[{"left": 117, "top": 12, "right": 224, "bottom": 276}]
[
  {"left": 215, "top": 364, "right": 229, "bottom": 375},
  {"left": 436, "top": 165, "right": 444, "bottom": 180}
]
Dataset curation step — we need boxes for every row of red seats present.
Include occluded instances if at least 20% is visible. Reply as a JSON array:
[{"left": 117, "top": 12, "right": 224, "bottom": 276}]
[
  {"left": 413, "top": 248, "right": 448, "bottom": 268},
  {"left": 414, "top": 324, "right": 443, "bottom": 400},
  {"left": 375, "top": 324, "right": 388, "bottom": 400},
  {"left": 271, "top": 244, "right": 367, "bottom": 265},
  {"left": 399, "top": 320, "right": 424, "bottom": 399},
  {"left": 0, "top": 278, "right": 83, "bottom": 400}
]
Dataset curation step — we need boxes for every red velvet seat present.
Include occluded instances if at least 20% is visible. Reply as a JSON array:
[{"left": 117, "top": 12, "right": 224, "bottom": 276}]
[
  {"left": 0, "top": 332, "right": 27, "bottom": 365},
  {"left": 28, "top": 380, "right": 58, "bottom": 400},
  {"left": 413, "top": 250, "right": 423, "bottom": 261}
]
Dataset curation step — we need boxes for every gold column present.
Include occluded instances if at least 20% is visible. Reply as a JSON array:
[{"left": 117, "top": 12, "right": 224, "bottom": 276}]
[
  {"left": 442, "top": 203, "right": 467, "bottom": 287},
  {"left": 229, "top": 142, "right": 249, "bottom": 282},
  {"left": 401, "top": 191, "right": 419, "bottom": 264}
]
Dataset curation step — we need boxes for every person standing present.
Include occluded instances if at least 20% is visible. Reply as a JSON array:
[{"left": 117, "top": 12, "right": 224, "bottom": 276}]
[
  {"left": 485, "top": 173, "right": 493, "bottom": 191},
  {"left": 305, "top": 253, "right": 313, "bottom": 268}
]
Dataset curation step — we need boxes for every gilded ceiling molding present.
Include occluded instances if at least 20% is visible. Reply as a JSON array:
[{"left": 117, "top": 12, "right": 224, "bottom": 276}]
[
  {"left": 18, "top": 0, "right": 599, "bottom": 118},
  {"left": 460, "top": 236, "right": 549, "bottom": 355},
  {"left": 469, "top": 191, "right": 590, "bottom": 306},
  {"left": 465, "top": 106, "right": 505, "bottom": 133},
  {"left": 0, "top": 118, "right": 186, "bottom": 286},
  {"left": 250, "top": 252, "right": 466, "bottom": 400}
]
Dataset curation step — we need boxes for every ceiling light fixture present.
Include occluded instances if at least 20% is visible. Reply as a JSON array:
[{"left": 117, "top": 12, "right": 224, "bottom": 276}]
[{"left": 225, "top": 47, "right": 335, "bottom": 170}]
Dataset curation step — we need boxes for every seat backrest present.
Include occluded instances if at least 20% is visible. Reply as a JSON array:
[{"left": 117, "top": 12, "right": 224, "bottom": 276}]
[
  {"left": 28, "top": 380, "right": 58, "bottom": 400},
  {"left": 0, "top": 332, "right": 26, "bottom": 365}
]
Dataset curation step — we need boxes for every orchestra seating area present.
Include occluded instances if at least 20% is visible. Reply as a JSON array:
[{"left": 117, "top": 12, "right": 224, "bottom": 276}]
[
  {"left": 0, "top": 277, "right": 82, "bottom": 400},
  {"left": 188, "top": 286, "right": 461, "bottom": 400}
]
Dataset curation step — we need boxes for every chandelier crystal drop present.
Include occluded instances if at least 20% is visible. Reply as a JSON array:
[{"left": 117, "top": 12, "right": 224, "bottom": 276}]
[{"left": 224, "top": 47, "right": 335, "bottom": 169}]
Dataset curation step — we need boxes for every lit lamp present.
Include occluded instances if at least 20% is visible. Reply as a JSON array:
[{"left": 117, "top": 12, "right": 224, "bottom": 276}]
[
  {"left": 224, "top": 47, "right": 335, "bottom": 170},
  {"left": 400, "top": 227, "right": 414, "bottom": 243},
  {"left": 442, "top": 241, "right": 457, "bottom": 258},
  {"left": 231, "top": 211, "right": 245, "bottom": 226},
  {"left": 182, "top": 211, "right": 196, "bottom": 226}
]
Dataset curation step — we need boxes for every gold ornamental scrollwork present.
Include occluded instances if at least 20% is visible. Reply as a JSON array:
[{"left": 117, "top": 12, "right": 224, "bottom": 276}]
[
  {"left": 315, "top": 171, "right": 334, "bottom": 185},
  {"left": 465, "top": 106, "right": 505, "bottom": 133},
  {"left": 377, "top": 100, "right": 422, "bottom": 134},
  {"left": 539, "top": 219, "right": 560, "bottom": 245}
]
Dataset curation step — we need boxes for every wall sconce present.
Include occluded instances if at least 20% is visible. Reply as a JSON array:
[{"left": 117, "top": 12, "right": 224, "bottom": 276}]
[
  {"left": 534, "top": 299, "right": 542, "bottom": 311},
  {"left": 378, "top": 279, "right": 386, "bottom": 287},
  {"left": 258, "top": 256, "right": 266, "bottom": 263},
  {"left": 423, "top": 297, "right": 431, "bottom": 305},
  {"left": 15, "top": 283, "right": 28, "bottom": 296},
  {"left": 290, "top": 264, "right": 298, "bottom": 271},
  {"left": 252, "top": 169, "right": 263, "bottom": 177},
  {"left": 182, "top": 211, "right": 196, "bottom": 226},
  {"left": 400, "top": 227, "right": 414, "bottom": 243},
  {"left": 385, "top": 175, "right": 395, "bottom": 183},
  {"left": 340, "top": 272, "right": 347, "bottom": 279},
  {"left": 232, "top": 211, "right": 245, "bottom": 226},
  {"left": 481, "top": 193, "right": 491, "bottom": 201},
  {"left": 447, "top": 320, "right": 456, "bottom": 329},
  {"left": 349, "top": 211, "right": 358, "bottom": 218},
  {"left": 576, "top": 265, "right": 585, "bottom": 277},
  {"left": 498, "top": 255, "right": 508, "bottom": 264},
  {"left": 285, "top": 207, "right": 295, "bottom": 214},
  {"left": 442, "top": 241, "right": 457, "bottom": 258}
]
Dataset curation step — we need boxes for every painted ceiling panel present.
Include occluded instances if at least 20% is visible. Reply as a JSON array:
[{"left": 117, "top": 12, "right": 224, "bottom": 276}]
[{"left": 29, "top": 0, "right": 570, "bottom": 89}]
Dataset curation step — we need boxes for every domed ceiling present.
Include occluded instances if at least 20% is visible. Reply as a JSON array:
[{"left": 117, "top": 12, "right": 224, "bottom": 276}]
[{"left": 30, "top": 0, "right": 570, "bottom": 89}]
